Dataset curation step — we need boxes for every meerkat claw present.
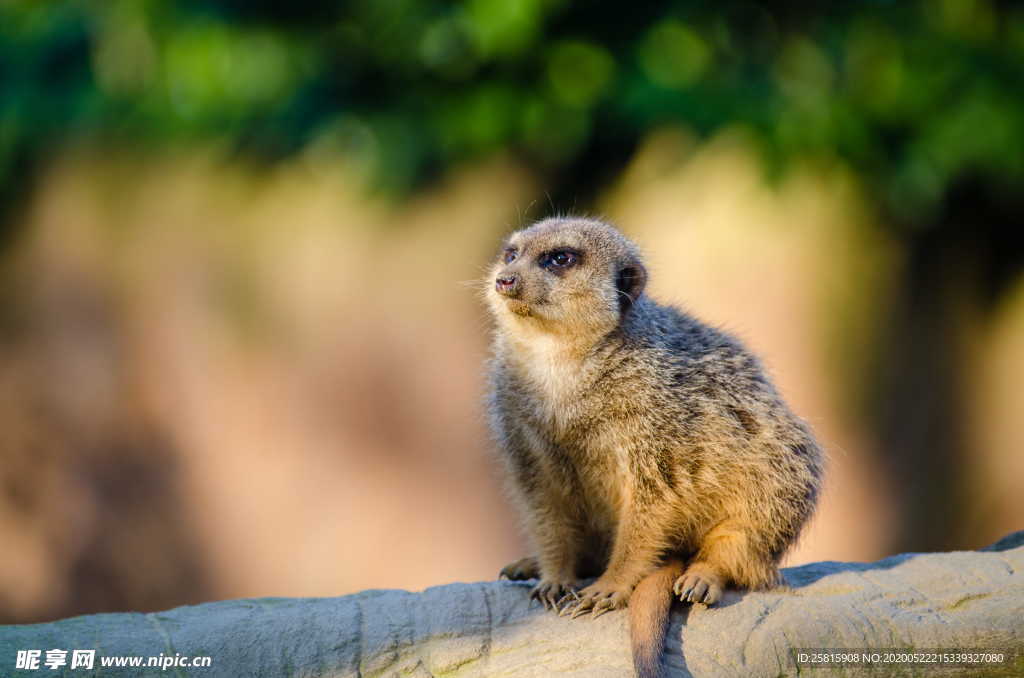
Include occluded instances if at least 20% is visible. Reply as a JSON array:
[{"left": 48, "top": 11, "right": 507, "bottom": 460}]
[
  {"left": 591, "top": 598, "right": 615, "bottom": 618},
  {"left": 555, "top": 591, "right": 579, "bottom": 610},
  {"left": 556, "top": 593, "right": 582, "bottom": 616},
  {"left": 674, "top": 573, "right": 723, "bottom": 605},
  {"left": 570, "top": 606, "right": 591, "bottom": 619},
  {"left": 569, "top": 598, "right": 595, "bottom": 619},
  {"left": 530, "top": 581, "right": 574, "bottom": 611}
]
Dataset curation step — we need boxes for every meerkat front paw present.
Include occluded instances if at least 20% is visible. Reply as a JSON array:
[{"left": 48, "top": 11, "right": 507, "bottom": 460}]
[
  {"left": 529, "top": 579, "right": 578, "bottom": 611},
  {"left": 558, "top": 579, "right": 631, "bottom": 619},
  {"left": 500, "top": 556, "right": 540, "bottom": 581},
  {"left": 673, "top": 570, "right": 723, "bottom": 605}
]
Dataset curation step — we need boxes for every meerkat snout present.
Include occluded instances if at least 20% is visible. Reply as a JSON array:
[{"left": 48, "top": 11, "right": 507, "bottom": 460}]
[{"left": 495, "top": 273, "right": 519, "bottom": 296}]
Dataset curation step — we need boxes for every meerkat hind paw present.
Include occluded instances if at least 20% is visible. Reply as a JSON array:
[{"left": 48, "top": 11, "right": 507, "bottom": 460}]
[
  {"left": 673, "top": 572, "right": 722, "bottom": 605},
  {"left": 500, "top": 556, "right": 540, "bottom": 581}
]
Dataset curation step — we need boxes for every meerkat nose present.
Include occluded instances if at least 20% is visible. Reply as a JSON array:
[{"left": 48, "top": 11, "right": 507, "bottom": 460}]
[{"left": 495, "top": 274, "right": 519, "bottom": 296}]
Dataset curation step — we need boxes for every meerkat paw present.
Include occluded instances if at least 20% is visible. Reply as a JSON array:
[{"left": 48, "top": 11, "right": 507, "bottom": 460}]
[
  {"left": 500, "top": 556, "right": 540, "bottom": 581},
  {"left": 673, "top": 571, "right": 723, "bottom": 606},
  {"left": 558, "top": 579, "right": 631, "bottom": 619},
  {"left": 529, "top": 579, "right": 578, "bottom": 611}
]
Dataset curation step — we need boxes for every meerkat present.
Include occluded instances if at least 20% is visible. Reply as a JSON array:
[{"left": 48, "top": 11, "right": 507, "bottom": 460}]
[{"left": 484, "top": 217, "right": 823, "bottom": 678}]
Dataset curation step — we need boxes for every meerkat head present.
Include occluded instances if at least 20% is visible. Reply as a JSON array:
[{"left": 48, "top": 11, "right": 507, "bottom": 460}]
[{"left": 486, "top": 217, "right": 647, "bottom": 337}]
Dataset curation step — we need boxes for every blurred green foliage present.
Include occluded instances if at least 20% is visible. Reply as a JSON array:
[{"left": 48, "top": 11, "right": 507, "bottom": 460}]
[{"left": 2, "top": 0, "right": 1024, "bottom": 225}]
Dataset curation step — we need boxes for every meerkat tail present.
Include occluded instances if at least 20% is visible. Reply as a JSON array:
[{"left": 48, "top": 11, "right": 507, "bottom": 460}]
[{"left": 630, "top": 559, "right": 686, "bottom": 678}]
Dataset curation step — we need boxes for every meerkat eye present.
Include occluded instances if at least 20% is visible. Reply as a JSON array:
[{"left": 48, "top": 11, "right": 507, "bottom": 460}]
[
  {"left": 542, "top": 250, "right": 577, "bottom": 269},
  {"left": 503, "top": 248, "right": 518, "bottom": 264},
  {"left": 539, "top": 248, "right": 580, "bottom": 272},
  {"left": 552, "top": 252, "right": 574, "bottom": 266}
]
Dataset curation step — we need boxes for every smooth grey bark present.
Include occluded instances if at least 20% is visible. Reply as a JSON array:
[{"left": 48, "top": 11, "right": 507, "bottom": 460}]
[{"left": 2, "top": 532, "right": 1022, "bottom": 677}]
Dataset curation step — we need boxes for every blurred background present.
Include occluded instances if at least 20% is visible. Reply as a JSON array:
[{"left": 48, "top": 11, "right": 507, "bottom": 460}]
[{"left": 1, "top": 0, "right": 1022, "bottom": 624}]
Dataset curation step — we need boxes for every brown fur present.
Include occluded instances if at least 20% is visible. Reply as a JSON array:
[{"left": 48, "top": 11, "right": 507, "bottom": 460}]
[{"left": 486, "top": 217, "right": 823, "bottom": 678}]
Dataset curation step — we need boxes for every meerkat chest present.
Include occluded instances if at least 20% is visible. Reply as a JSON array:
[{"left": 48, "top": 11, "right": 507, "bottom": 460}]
[{"left": 511, "top": 335, "right": 589, "bottom": 431}]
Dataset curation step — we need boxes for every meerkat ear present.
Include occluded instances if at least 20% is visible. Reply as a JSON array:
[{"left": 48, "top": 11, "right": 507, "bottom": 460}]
[{"left": 616, "top": 260, "right": 647, "bottom": 313}]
